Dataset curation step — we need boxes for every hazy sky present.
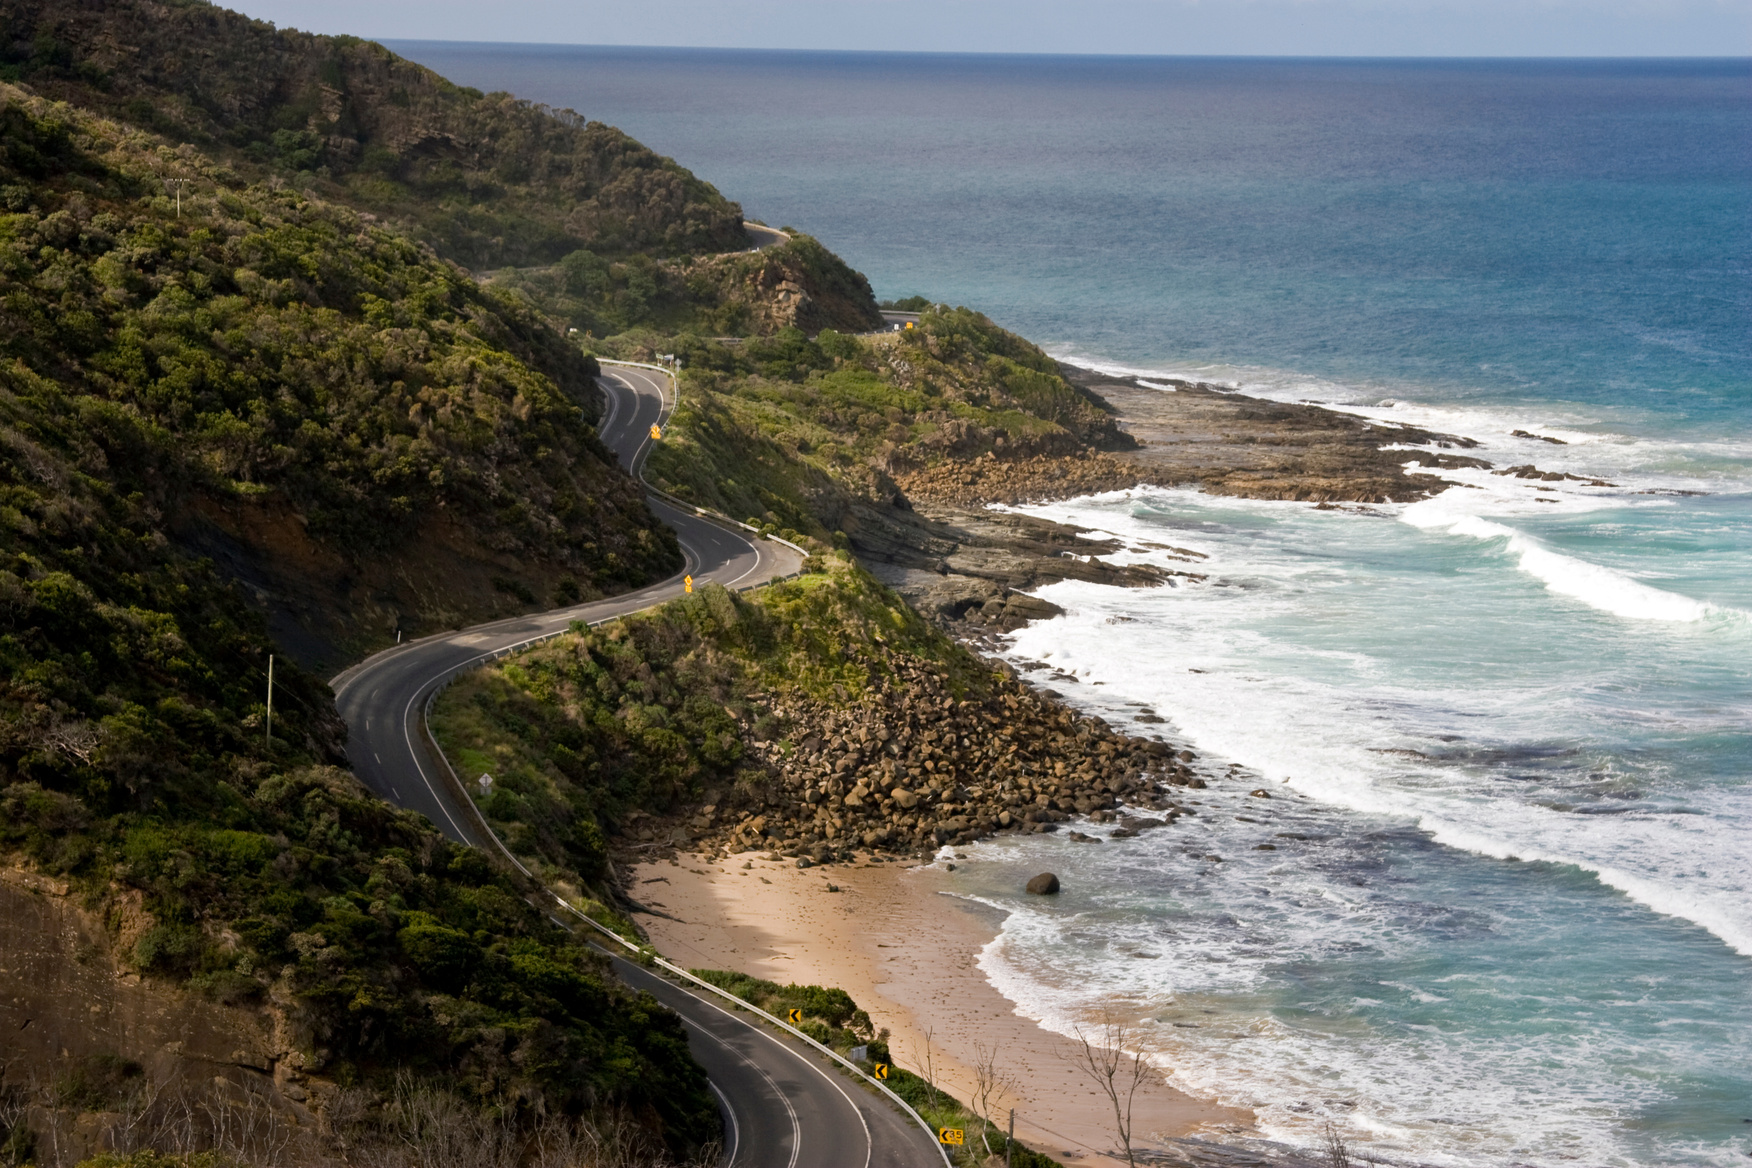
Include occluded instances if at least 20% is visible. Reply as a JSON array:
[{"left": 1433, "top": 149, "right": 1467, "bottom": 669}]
[{"left": 235, "top": 0, "right": 1750, "bottom": 57}]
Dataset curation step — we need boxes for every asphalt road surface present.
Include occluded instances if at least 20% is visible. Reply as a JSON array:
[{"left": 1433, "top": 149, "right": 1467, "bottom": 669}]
[{"left": 331, "top": 366, "right": 944, "bottom": 1166}]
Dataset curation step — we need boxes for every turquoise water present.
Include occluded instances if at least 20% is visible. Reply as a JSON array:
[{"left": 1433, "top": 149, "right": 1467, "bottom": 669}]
[{"left": 391, "top": 46, "right": 1751, "bottom": 1165}]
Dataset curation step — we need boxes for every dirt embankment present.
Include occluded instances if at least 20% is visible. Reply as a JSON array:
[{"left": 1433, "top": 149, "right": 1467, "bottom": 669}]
[{"left": 0, "top": 866, "right": 320, "bottom": 1164}]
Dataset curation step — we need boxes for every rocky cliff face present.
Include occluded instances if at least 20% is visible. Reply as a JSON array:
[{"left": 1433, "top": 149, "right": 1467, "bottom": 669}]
[{"left": 696, "top": 233, "right": 885, "bottom": 336}]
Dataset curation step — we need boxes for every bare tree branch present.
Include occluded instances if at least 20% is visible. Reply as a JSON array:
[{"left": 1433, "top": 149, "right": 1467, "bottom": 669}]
[
  {"left": 970, "top": 1040, "right": 1021, "bottom": 1157},
  {"left": 908, "top": 1025, "right": 942, "bottom": 1112},
  {"left": 1067, "top": 1014, "right": 1150, "bottom": 1168}
]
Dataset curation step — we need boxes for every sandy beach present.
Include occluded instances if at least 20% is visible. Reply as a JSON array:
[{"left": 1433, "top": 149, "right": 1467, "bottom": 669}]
[{"left": 629, "top": 849, "right": 1254, "bottom": 1166}]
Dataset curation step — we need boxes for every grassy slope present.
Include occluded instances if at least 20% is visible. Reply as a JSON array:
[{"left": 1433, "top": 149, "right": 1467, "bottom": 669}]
[
  {"left": 0, "top": 0, "right": 747, "bottom": 268},
  {"left": 634, "top": 307, "right": 1131, "bottom": 541}
]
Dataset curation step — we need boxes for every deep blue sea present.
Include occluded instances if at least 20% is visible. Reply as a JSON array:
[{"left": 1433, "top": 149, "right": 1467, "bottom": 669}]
[{"left": 392, "top": 45, "right": 1751, "bottom": 1167}]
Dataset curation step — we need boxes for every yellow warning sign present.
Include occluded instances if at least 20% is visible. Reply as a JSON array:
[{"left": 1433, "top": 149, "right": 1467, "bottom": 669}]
[
  {"left": 649, "top": 423, "right": 662, "bottom": 440},
  {"left": 939, "top": 1128, "right": 964, "bottom": 1146},
  {"left": 872, "top": 1063, "right": 889, "bottom": 1080},
  {"left": 904, "top": 321, "right": 914, "bottom": 330},
  {"left": 684, "top": 575, "right": 694, "bottom": 594},
  {"left": 786, "top": 1008, "right": 802, "bottom": 1025}
]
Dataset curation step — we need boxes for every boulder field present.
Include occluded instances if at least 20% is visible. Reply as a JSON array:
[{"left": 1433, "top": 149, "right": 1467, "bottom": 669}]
[{"left": 660, "top": 659, "right": 1212, "bottom": 866}]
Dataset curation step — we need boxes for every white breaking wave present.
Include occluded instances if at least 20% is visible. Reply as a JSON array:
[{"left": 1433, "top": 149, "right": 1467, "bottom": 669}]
[
  {"left": 1398, "top": 478, "right": 1747, "bottom": 625},
  {"left": 1417, "top": 811, "right": 1752, "bottom": 960},
  {"left": 1000, "top": 485, "right": 1752, "bottom": 956},
  {"left": 1408, "top": 511, "right": 1724, "bottom": 622},
  {"left": 981, "top": 348, "right": 1752, "bottom": 1166}
]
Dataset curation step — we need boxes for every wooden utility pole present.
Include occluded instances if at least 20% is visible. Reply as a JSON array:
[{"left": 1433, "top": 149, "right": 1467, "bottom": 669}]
[
  {"left": 1007, "top": 1109, "right": 1014, "bottom": 1168},
  {"left": 265, "top": 655, "right": 275, "bottom": 744},
  {"left": 163, "top": 177, "right": 190, "bottom": 218}
]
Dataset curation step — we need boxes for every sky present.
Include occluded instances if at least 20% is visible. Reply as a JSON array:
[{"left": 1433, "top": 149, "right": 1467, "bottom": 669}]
[{"left": 234, "top": 0, "right": 1751, "bottom": 57}]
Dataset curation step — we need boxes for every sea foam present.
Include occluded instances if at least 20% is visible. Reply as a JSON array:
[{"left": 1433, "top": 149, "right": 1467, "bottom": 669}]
[
  {"left": 973, "top": 475, "right": 1752, "bottom": 1165},
  {"left": 1407, "top": 510, "right": 1724, "bottom": 622}
]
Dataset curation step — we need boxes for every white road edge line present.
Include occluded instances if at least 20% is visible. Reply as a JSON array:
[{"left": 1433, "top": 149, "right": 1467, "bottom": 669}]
[
  {"left": 625, "top": 957, "right": 851, "bottom": 1168},
  {"left": 707, "top": 1080, "right": 740, "bottom": 1168},
  {"left": 399, "top": 685, "right": 474, "bottom": 843},
  {"left": 704, "top": 1022, "right": 796, "bottom": 1168},
  {"left": 334, "top": 367, "right": 929, "bottom": 1162}
]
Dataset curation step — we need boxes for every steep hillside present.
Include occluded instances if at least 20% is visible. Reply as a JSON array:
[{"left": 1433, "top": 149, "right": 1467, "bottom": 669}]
[
  {"left": 0, "top": 86, "right": 717, "bottom": 1161},
  {"left": 0, "top": 86, "right": 679, "bottom": 667},
  {"left": 490, "top": 230, "right": 884, "bottom": 340},
  {"left": 0, "top": 0, "right": 748, "bottom": 267}
]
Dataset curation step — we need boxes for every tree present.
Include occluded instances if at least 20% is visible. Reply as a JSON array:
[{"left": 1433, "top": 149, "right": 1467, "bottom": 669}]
[
  {"left": 1068, "top": 1015, "right": 1150, "bottom": 1168},
  {"left": 970, "top": 1040, "right": 1021, "bottom": 1158}
]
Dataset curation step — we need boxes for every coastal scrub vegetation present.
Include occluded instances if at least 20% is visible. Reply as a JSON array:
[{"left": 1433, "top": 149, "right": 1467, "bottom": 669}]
[
  {"left": 625, "top": 306, "right": 1132, "bottom": 541},
  {"left": 689, "top": 970, "right": 876, "bottom": 1050},
  {"left": 0, "top": 0, "right": 748, "bottom": 268},
  {"left": 0, "top": 84, "right": 678, "bottom": 659},
  {"left": 0, "top": 348, "right": 718, "bottom": 1146},
  {"left": 0, "top": 85, "right": 718, "bottom": 1161},
  {"left": 489, "top": 232, "right": 883, "bottom": 339},
  {"left": 428, "top": 555, "right": 997, "bottom": 900}
]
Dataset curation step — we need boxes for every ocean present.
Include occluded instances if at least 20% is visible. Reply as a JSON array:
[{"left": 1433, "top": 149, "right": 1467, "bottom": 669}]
[{"left": 388, "top": 45, "right": 1751, "bottom": 1166}]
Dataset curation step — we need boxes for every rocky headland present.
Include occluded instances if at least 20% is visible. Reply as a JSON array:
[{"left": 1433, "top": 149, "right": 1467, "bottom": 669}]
[
  {"left": 838, "top": 366, "right": 1501, "bottom": 684},
  {"left": 608, "top": 366, "right": 1493, "bottom": 874}
]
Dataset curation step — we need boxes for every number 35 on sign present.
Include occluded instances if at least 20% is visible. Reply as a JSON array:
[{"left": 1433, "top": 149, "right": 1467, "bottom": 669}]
[{"left": 938, "top": 1128, "right": 964, "bottom": 1146}]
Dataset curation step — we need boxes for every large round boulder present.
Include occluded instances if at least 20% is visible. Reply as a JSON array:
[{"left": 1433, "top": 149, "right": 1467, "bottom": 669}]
[{"left": 1025, "top": 872, "right": 1060, "bottom": 895}]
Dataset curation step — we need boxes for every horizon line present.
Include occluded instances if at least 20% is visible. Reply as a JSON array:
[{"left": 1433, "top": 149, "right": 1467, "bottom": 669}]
[{"left": 376, "top": 39, "right": 1752, "bottom": 62}]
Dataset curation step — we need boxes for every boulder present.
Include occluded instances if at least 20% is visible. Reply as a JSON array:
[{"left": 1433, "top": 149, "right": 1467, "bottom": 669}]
[
  {"left": 890, "top": 787, "right": 920, "bottom": 809},
  {"left": 1025, "top": 872, "right": 1060, "bottom": 895}
]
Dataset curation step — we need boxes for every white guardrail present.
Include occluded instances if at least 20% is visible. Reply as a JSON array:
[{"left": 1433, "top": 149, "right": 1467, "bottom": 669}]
[
  {"left": 411, "top": 359, "right": 951, "bottom": 1164},
  {"left": 419, "top": 636, "right": 954, "bottom": 1167}
]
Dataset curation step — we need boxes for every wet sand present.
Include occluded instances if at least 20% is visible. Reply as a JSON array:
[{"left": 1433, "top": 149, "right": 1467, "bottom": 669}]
[{"left": 629, "top": 850, "right": 1254, "bottom": 1166}]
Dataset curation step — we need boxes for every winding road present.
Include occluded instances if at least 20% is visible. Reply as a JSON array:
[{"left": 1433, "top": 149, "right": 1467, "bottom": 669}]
[{"left": 330, "top": 364, "right": 944, "bottom": 1167}]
